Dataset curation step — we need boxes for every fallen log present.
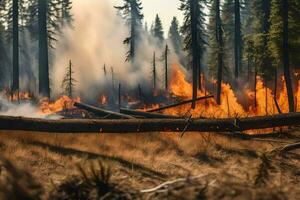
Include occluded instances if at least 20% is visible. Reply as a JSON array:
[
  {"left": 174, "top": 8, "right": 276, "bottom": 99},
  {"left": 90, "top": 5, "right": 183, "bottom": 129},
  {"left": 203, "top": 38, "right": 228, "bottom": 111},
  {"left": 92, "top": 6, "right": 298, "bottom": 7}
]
[
  {"left": 74, "top": 102, "right": 135, "bottom": 119},
  {"left": 120, "top": 108, "right": 182, "bottom": 119},
  {"left": 147, "top": 95, "right": 214, "bottom": 113},
  {"left": 280, "top": 142, "right": 300, "bottom": 153},
  {"left": 1, "top": 112, "right": 300, "bottom": 133}
]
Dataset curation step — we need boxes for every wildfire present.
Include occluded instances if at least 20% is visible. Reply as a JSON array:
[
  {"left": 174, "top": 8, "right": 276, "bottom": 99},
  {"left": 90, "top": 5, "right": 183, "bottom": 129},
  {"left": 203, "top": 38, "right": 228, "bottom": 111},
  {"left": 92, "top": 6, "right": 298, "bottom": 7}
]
[
  {"left": 160, "top": 64, "right": 300, "bottom": 118},
  {"left": 39, "top": 96, "right": 80, "bottom": 115},
  {"left": 99, "top": 95, "right": 108, "bottom": 105}
]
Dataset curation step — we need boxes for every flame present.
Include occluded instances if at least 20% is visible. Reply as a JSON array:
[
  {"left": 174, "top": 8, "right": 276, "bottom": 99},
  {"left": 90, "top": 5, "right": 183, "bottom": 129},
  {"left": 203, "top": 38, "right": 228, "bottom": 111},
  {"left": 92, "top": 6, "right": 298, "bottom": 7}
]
[
  {"left": 39, "top": 96, "right": 80, "bottom": 115},
  {"left": 99, "top": 95, "right": 108, "bottom": 105},
  {"left": 159, "top": 64, "right": 300, "bottom": 118}
]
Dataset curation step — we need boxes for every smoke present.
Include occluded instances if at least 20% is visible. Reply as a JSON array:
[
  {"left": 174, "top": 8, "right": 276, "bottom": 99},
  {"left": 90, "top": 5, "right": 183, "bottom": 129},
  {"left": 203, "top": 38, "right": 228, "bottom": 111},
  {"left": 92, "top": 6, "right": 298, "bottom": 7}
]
[
  {"left": 0, "top": 95, "right": 59, "bottom": 119},
  {"left": 52, "top": 0, "right": 183, "bottom": 101}
]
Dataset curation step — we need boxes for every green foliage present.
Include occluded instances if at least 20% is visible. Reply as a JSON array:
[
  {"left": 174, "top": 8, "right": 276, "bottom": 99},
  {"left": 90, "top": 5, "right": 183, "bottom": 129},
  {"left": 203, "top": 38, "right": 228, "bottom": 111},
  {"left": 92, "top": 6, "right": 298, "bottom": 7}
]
[
  {"left": 168, "top": 16, "right": 182, "bottom": 55},
  {"left": 152, "top": 14, "right": 164, "bottom": 43},
  {"left": 115, "top": 0, "right": 144, "bottom": 62},
  {"left": 179, "top": 0, "right": 207, "bottom": 68},
  {"left": 269, "top": 0, "right": 300, "bottom": 69}
]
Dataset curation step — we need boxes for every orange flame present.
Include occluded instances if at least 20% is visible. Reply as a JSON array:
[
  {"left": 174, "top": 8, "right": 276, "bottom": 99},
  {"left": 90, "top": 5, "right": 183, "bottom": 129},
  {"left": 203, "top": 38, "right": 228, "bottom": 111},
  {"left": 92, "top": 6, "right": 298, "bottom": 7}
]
[
  {"left": 39, "top": 96, "right": 80, "bottom": 115},
  {"left": 157, "top": 64, "right": 300, "bottom": 118}
]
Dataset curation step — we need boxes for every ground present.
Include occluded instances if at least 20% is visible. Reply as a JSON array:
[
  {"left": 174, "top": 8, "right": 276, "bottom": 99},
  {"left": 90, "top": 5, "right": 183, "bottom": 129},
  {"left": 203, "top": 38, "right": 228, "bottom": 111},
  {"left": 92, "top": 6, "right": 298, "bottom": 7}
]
[{"left": 0, "top": 129, "right": 299, "bottom": 200}]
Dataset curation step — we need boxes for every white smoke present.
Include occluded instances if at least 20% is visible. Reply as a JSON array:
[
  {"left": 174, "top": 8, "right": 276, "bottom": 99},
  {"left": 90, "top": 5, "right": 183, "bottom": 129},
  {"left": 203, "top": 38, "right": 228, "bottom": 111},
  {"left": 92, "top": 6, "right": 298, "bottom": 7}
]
[{"left": 52, "top": 0, "right": 182, "bottom": 100}]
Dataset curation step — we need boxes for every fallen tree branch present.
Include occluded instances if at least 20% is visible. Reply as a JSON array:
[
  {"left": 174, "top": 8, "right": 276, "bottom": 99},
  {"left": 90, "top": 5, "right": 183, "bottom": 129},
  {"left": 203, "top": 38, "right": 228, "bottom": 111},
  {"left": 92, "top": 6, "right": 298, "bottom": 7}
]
[
  {"left": 74, "top": 102, "right": 135, "bottom": 119},
  {"left": 0, "top": 112, "right": 300, "bottom": 133},
  {"left": 120, "top": 108, "right": 182, "bottom": 119},
  {"left": 280, "top": 142, "right": 300, "bottom": 153},
  {"left": 147, "top": 95, "right": 214, "bottom": 113},
  {"left": 140, "top": 174, "right": 206, "bottom": 193}
]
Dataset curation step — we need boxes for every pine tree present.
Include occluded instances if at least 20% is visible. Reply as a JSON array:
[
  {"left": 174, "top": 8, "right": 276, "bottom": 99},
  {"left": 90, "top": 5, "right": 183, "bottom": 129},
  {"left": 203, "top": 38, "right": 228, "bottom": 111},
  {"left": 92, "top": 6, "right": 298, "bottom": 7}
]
[
  {"left": 222, "top": 0, "right": 234, "bottom": 80},
  {"left": 0, "top": 1, "right": 8, "bottom": 89},
  {"left": 61, "top": 0, "right": 73, "bottom": 26},
  {"left": 115, "top": 0, "right": 144, "bottom": 62},
  {"left": 162, "top": 44, "right": 170, "bottom": 90},
  {"left": 208, "top": 0, "right": 224, "bottom": 105},
  {"left": 62, "top": 60, "right": 76, "bottom": 98},
  {"left": 11, "top": 0, "right": 19, "bottom": 95},
  {"left": 269, "top": 0, "right": 300, "bottom": 70},
  {"left": 234, "top": 0, "right": 243, "bottom": 79},
  {"left": 168, "top": 17, "right": 182, "bottom": 55},
  {"left": 152, "top": 51, "right": 157, "bottom": 90},
  {"left": 153, "top": 14, "right": 164, "bottom": 43},
  {"left": 179, "top": 0, "right": 207, "bottom": 108}
]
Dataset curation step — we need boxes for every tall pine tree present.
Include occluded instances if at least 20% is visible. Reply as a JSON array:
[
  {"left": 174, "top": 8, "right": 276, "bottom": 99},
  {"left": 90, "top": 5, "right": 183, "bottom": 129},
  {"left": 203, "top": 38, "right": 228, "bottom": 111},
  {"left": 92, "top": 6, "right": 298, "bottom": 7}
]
[
  {"left": 168, "top": 17, "right": 182, "bottom": 55},
  {"left": 179, "top": 0, "right": 207, "bottom": 108},
  {"left": 152, "top": 14, "right": 164, "bottom": 43},
  {"left": 115, "top": 0, "right": 143, "bottom": 63}
]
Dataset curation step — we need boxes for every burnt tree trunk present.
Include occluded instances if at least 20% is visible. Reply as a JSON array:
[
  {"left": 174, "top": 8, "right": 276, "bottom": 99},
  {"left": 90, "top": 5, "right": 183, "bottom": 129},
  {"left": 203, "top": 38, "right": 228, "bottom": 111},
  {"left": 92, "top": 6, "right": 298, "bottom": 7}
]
[
  {"left": 216, "top": 0, "right": 224, "bottom": 105},
  {"left": 1, "top": 112, "right": 300, "bottom": 133},
  {"left": 190, "top": 0, "right": 200, "bottom": 108},
  {"left": 12, "top": 0, "right": 19, "bottom": 96},
  {"left": 234, "top": 0, "right": 242, "bottom": 79},
  {"left": 282, "top": 0, "right": 295, "bottom": 112},
  {"left": 38, "top": 0, "right": 50, "bottom": 98}
]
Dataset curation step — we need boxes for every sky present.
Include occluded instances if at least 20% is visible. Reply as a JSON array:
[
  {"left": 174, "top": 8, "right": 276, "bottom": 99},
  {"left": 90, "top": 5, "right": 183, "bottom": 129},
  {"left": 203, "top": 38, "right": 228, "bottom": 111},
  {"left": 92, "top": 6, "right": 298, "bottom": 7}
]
[{"left": 112, "top": 0, "right": 184, "bottom": 36}]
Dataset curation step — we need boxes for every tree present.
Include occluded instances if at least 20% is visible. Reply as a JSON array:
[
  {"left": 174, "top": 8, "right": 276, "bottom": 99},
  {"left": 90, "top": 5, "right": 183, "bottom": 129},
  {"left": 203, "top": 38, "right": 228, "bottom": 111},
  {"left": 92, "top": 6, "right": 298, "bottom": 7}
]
[
  {"left": 208, "top": 0, "right": 224, "bottom": 105},
  {"left": 115, "top": 0, "right": 143, "bottom": 62},
  {"left": 0, "top": 1, "right": 8, "bottom": 89},
  {"left": 222, "top": 0, "right": 234, "bottom": 81},
  {"left": 152, "top": 51, "right": 157, "bottom": 90},
  {"left": 179, "top": 0, "right": 207, "bottom": 108},
  {"left": 162, "top": 44, "right": 170, "bottom": 90},
  {"left": 234, "top": 0, "right": 242, "bottom": 79},
  {"left": 62, "top": 60, "right": 76, "bottom": 98},
  {"left": 152, "top": 14, "right": 164, "bottom": 43},
  {"left": 61, "top": 0, "right": 73, "bottom": 26},
  {"left": 11, "top": 0, "right": 19, "bottom": 96},
  {"left": 282, "top": 0, "right": 294, "bottom": 112},
  {"left": 168, "top": 17, "right": 182, "bottom": 55}
]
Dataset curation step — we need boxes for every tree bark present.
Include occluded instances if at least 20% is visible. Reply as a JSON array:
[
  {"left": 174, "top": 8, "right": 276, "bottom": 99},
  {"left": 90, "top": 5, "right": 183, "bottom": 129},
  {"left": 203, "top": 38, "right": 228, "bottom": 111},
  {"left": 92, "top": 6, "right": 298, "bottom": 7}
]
[
  {"left": 282, "top": 0, "right": 295, "bottom": 113},
  {"left": 0, "top": 112, "right": 300, "bottom": 133},
  {"left": 146, "top": 95, "right": 213, "bottom": 113},
  {"left": 120, "top": 108, "right": 182, "bottom": 119},
  {"left": 12, "top": 0, "right": 19, "bottom": 95},
  {"left": 234, "top": 0, "right": 242, "bottom": 79},
  {"left": 216, "top": 0, "right": 224, "bottom": 105},
  {"left": 38, "top": 0, "right": 50, "bottom": 98},
  {"left": 74, "top": 102, "right": 135, "bottom": 119},
  {"left": 190, "top": 0, "right": 200, "bottom": 108}
]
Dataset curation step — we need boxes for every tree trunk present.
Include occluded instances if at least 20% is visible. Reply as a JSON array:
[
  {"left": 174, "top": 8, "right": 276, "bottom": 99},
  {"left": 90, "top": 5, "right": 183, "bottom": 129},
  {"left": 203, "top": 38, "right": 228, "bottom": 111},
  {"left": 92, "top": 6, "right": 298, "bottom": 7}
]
[
  {"left": 234, "top": 0, "right": 242, "bottom": 79},
  {"left": 153, "top": 51, "right": 156, "bottom": 90},
  {"left": 1, "top": 112, "right": 300, "bottom": 133},
  {"left": 282, "top": 0, "right": 295, "bottom": 112},
  {"left": 12, "top": 0, "right": 19, "bottom": 96},
  {"left": 165, "top": 45, "right": 169, "bottom": 91},
  {"left": 38, "top": 0, "right": 50, "bottom": 98},
  {"left": 190, "top": 0, "right": 200, "bottom": 108},
  {"left": 216, "top": 0, "right": 224, "bottom": 105}
]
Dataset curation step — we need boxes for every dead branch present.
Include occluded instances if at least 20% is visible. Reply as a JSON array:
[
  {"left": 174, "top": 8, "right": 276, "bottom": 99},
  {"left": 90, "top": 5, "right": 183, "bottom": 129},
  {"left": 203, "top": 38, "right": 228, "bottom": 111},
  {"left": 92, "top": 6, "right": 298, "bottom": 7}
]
[
  {"left": 147, "top": 95, "right": 214, "bottom": 113},
  {"left": 119, "top": 108, "right": 182, "bottom": 119},
  {"left": 280, "top": 142, "right": 300, "bottom": 153},
  {"left": 140, "top": 174, "right": 206, "bottom": 193},
  {"left": 74, "top": 102, "right": 135, "bottom": 119}
]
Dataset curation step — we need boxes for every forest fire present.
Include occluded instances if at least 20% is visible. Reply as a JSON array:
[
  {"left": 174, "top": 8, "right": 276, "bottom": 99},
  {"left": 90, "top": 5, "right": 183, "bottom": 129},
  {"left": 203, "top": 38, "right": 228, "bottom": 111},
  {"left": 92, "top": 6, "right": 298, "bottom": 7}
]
[
  {"left": 38, "top": 96, "right": 80, "bottom": 115},
  {"left": 140, "top": 64, "right": 300, "bottom": 119}
]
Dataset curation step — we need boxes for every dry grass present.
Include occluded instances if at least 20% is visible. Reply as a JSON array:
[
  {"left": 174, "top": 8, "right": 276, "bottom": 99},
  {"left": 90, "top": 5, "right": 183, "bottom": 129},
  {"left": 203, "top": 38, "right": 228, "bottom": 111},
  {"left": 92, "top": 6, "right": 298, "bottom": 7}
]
[{"left": 0, "top": 130, "right": 299, "bottom": 199}]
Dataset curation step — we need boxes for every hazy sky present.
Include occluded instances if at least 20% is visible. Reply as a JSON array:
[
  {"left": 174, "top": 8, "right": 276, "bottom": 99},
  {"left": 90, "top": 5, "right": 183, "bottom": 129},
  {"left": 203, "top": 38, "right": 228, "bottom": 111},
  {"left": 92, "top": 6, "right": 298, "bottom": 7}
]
[{"left": 111, "top": 0, "right": 184, "bottom": 36}]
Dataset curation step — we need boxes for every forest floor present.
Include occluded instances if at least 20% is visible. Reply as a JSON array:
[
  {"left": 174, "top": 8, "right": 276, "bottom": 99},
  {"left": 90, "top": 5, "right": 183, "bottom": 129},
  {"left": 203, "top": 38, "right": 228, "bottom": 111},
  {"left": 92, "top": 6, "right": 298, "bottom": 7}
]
[{"left": 0, "top": 129, "right": 299, "bottom": 200}]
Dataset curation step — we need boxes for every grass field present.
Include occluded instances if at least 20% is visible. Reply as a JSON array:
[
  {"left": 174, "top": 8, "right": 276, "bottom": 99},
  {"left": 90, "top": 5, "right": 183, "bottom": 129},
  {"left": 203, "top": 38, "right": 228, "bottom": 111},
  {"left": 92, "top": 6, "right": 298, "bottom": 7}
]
[{"left": 0, "top": 129, "right": 299, "bottom": 199}]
